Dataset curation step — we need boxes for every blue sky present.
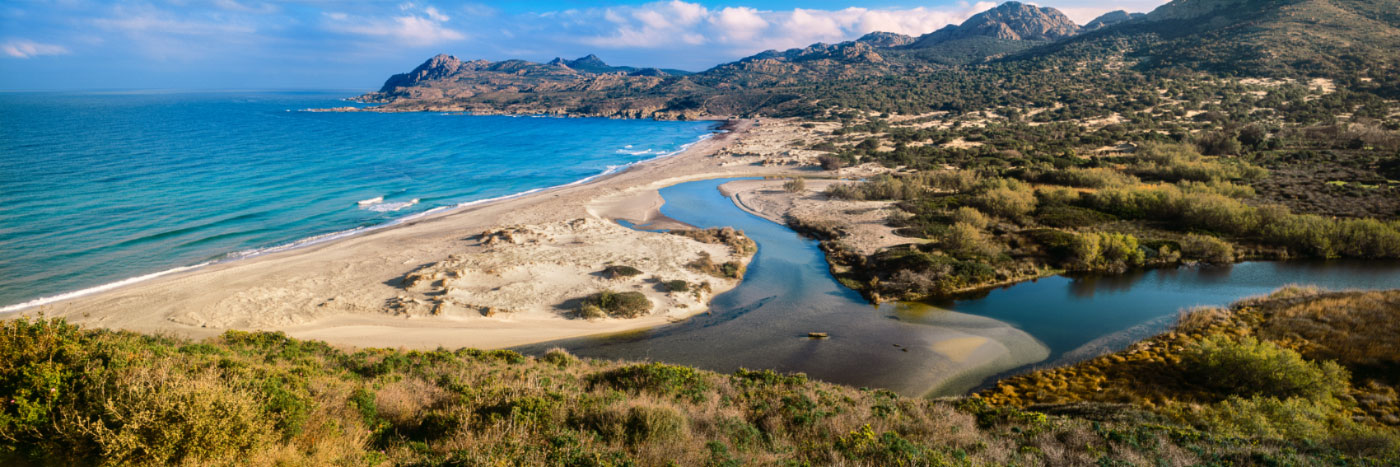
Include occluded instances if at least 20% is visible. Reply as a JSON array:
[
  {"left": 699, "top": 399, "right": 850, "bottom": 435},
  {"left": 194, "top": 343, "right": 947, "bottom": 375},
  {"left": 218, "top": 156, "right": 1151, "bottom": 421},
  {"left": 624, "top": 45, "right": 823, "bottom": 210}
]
[{"left": 0, "top": 1, "right": 1168, "bottom": 91}]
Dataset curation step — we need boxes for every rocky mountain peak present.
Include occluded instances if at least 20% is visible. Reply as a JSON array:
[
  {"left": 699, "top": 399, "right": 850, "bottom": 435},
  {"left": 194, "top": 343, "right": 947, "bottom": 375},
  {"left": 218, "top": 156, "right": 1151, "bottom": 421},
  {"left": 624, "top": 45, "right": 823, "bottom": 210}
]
[
  {"left": 962, "top": 1, "right": 1081, "bottom": 41},
  {"left": 378, "top": 54, "right": 465, "bottom": 92},
  {"left": 909, "top": 1, "right": 1080, "bottom": 48},
  {"left": 572, "top": 54, "right": 607, "bottom": 67}
]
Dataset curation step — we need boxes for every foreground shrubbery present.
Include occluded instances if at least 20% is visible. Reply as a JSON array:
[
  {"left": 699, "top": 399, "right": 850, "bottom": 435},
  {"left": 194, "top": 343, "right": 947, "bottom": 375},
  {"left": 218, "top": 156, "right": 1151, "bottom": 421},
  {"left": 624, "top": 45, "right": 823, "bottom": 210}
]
[
  {"left": 5, "top": 300, "right": 1397, "bottom": 465},
  {"left": 982, "top": 288, "right": 1400, "bottom": 461}
]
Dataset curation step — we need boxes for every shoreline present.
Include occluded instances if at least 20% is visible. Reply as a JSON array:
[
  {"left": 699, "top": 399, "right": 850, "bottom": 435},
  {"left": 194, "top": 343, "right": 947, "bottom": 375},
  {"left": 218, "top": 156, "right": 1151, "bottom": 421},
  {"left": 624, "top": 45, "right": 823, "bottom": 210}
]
[
  {"left": 0, "top": 123, "right": 728, "bottom": 315},
  {"left": 16, "top": 118, "right": 811, "bottom": 350}
]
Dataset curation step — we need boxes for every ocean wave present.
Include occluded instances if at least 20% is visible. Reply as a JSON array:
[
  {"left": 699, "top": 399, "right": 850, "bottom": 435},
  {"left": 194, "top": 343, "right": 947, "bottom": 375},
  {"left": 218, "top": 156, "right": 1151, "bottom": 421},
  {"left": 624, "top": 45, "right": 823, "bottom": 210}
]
[
  {"left": 0, "top": 261, "right": 216, "bottom": 314},
  {"left": 0, "top": 129, "right": 719, "bottom": 314},
  {"left": 364, "top": 198, "right": 419, "bottom": 212},
  {"left": 357, "top": 196, "right": 384, "bottom": 206}
]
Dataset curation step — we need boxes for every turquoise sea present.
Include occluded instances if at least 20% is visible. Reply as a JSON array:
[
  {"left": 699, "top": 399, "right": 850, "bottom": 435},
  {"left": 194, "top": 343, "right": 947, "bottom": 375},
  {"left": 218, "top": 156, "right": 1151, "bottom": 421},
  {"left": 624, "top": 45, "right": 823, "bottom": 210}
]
[{"left": 0, "top": 91, "right": 716, "bottom": 311}]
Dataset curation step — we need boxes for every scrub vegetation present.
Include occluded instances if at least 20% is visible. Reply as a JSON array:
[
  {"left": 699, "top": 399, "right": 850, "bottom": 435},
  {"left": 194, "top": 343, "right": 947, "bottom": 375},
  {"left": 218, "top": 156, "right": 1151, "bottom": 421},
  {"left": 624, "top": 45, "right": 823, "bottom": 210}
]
[{"left": 4, "top": 289, "right": 1398, "bottom": 466}]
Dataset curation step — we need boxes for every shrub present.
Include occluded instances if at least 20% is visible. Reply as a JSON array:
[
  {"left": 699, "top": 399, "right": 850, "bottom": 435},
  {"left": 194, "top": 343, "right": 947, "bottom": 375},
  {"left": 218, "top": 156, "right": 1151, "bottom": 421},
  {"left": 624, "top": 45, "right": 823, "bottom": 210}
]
[
  {"left": 835, "top": 424, "right": 925, "bottom": 465},
  {"left": 1181, "top": 396, "right": 1339, "bottom": 441},
  {"left": 601, "top": 265, "right": 642, "bottom": 279},
  {"left": 1180, "top": 234, "right": 1235, "bottom": 263},
  {"left": 817, "top": 154, "right": 845, "bottom": 170},
  {"left": 1096, "top": 232, "right": 1146, "bottom": 267},
  {"left": 542, "top": 348, "right": 579, "bottom": 367},
  {"left": 783, "top": 177, "right": 806, "bottom": 193},
  {"left": 590, "top": 363, "right": 711, "bottom": 402},
  {"left": 1129, "top": 142, "right": 1266, "bottom": 182},
  {"left": 578, "top": 290, "right": 652, "bottom": 319},
  {"left": 624, "top": 406, "right": 688, "bottom": 446},
  {"left": 1040, "top": 167, "right": 1140, "bottom": 188},
  {"left": 1032, "top": 230, "right": 1140, "bottom": 270},
  {"left": 687, "top": 252, "right": 746, "bottom": 279},
  {"left": 941, "top": 222, "right": 1003, "bottom": 260},
  {"left": 1036, "top": 186, "right": 1081, "bottom": 206},
  {"left": 950, "top": 206, "right": 990, "bottom": 229},
  {"left": 1181, "top": 336, "right": 1349, "bottom": 400},
  {"left": 972, "top": 180, "right": 1037, "bottom": 219},
  {"left": 670, "top": 227, "right": 756, "bottom": 255}
]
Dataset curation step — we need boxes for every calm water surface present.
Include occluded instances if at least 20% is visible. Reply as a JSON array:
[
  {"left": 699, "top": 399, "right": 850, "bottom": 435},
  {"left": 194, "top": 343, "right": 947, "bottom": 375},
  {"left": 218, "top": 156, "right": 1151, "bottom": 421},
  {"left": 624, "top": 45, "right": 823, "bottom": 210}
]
[{"left": 520, "top": 178, "right": 1400, "bottom": 396}]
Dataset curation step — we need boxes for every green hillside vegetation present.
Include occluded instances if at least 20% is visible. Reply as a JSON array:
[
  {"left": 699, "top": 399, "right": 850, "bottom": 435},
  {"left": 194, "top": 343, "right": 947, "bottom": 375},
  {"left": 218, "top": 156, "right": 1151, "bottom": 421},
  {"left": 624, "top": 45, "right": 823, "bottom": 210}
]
[
  {"left": 817, "top": 138, "right": 1399, "bottom": 300},
  {"left": 4, "top": 289, "right": 1398, "bottom": 465}
]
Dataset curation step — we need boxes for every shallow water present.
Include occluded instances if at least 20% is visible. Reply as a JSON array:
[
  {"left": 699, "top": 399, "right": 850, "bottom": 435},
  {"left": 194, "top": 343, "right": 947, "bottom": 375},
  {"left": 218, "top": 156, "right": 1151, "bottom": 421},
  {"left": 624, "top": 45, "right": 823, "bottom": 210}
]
[
  {"left": 518, "top": 178, "right": 1051, "bottom": 396},
  {"left": 925, "top": 259, "right": 1400, "bottom": 365},
  {"left": 0, "top": 92, "right": 714, "bottom": 310},
  {"left": 520, "top": 178, "right": 1400, "bottom": 396}
]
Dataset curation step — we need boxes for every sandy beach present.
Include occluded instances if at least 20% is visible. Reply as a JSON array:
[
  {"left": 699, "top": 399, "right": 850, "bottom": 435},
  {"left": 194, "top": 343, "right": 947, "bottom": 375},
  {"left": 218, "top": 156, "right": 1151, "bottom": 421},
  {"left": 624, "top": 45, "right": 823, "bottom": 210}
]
[{"left": 19, "top": 118, "right": 812, "bottom": 349}]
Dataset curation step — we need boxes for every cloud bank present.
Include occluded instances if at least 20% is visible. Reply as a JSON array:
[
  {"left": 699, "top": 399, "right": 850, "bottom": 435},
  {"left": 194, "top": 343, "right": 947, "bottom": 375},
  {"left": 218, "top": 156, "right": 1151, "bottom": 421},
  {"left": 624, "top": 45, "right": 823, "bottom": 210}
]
[
  {"left": 535, "top": 1, "right": 1000, "bottom": 57},
  {"left": 0, "top": 1, "right": 1171, "bottom": 89}
]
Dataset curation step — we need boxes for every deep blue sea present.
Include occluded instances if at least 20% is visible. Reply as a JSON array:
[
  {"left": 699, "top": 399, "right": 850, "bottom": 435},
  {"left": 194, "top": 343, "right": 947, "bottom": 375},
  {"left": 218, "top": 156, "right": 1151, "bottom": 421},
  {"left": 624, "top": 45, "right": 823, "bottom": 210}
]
[{"left": 0, "top": 91, "right": 715, "bottom": 311}]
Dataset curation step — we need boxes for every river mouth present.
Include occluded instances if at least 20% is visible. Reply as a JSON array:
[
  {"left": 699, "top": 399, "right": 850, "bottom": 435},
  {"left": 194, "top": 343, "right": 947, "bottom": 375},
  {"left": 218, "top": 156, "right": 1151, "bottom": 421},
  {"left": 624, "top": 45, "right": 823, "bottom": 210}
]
[{"left": 517, "top": 178, "right": 1400, "bottom": 397}]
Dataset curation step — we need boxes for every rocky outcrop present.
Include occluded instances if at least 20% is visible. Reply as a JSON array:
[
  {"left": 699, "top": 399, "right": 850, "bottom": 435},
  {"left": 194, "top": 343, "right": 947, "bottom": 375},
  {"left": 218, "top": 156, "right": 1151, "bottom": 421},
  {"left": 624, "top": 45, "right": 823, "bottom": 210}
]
[
  {"left": 1083, "top": 10, "right": 1147, "bottom": 31},
  {"left": 377, "top": 54, "right": 465, "bottom": 93},
  {"left": 856, "top": 31, "right": 916, "bottom": 47},
  {"left": 909, "top": 1, "right": 1080, "bottom": 48}
]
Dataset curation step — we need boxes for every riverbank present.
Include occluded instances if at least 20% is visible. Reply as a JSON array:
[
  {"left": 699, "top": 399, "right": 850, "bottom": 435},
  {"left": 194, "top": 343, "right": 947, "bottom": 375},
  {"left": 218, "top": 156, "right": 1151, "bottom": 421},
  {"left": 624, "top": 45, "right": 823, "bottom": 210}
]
[{"left": 17, "top": 118, "right": 814, "bottom": 349}]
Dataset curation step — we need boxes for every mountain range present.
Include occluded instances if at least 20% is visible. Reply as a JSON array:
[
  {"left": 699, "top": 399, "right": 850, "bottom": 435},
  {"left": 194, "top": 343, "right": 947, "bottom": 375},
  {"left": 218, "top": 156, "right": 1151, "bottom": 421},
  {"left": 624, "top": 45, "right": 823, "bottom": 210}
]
[{"left": 356, "top": 0, "right": 1400, "bottom": 118}]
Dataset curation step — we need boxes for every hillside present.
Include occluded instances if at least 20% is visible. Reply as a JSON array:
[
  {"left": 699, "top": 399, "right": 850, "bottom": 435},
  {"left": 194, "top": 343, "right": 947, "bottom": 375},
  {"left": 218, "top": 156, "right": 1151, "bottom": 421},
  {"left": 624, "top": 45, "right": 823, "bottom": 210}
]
[
  {"left": 352, "top": 0, "right": 1400, "bottom": 119},
  {"left": 2, "top": 288, "right": 1397, "bottom": 465}
]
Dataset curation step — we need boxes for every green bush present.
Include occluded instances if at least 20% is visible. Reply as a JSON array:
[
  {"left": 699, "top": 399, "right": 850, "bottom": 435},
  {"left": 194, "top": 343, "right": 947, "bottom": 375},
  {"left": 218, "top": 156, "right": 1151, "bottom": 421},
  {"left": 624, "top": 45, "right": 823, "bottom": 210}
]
[
  {"left": 1040, "top": 167, "right": 1140, "bottom": 188},
  {"left": 687, "top": 252, "right": 746, "bottom": 279},
  {"left": 578, "top": 290, "right": 652, "bottom": 319},
  {"left": 1181, "top": 336, "right": 1349, "bottom": 400},
  {"left": 1180, "top": 234, "right": 1235, "bottom": 263},
  {"left": 601, "top": 265, "right": 643, "bottom": 279},
  {"left": 783, "top": 177, "right": 806, "bottom": 192},
  {"left": 662, "top": 280, "right": 690, "bottom": 293},
  {"left": 1030, "top": 230, "right": 1143, "bottom": 270},
  {"left": 590, "top": 363, "right": 712, "bottom": 402},
  {"left": 950, "top": 206, "right": 990, "bottom": 229},
  {"left": 972, "top": 179, "right": 1037, "bottom": 219},
  {"left": 624, "top": 406, "right": 688, "bottom": 446},
  {"left": 940, "top": 222, "right": 1004, "bottom": 260},
  {"left": 835, "top": 424, "right": 925, "bottom": 465},
  {"left": 1182, "top": 396, "right": 1337, "bottom": 441}
]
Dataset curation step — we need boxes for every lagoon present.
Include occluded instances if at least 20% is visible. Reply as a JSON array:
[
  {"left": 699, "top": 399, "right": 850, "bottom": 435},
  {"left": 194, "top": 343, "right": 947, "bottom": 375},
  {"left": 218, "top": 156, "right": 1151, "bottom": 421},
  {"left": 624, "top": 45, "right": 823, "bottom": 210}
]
[{"left": 521, "top": 178, "right": 1400, "bottom": 396}]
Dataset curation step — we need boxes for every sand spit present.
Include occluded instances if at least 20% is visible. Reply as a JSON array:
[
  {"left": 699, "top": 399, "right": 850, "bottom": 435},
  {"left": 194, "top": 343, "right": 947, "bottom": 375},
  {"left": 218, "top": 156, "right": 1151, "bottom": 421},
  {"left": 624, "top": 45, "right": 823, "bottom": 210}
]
[{"left": 721, "top": 177, "right": 922, "bottom": 256}]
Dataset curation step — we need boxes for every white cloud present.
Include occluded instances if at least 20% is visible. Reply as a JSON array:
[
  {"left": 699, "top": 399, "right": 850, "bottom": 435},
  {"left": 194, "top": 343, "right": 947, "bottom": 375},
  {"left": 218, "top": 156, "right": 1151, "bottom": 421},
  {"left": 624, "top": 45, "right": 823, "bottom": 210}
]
[
  {"left": 710, "top": 7, "right": 767, "bottom": 42},
  {"left": 424, "top": 6, "right": 449, "bottom": 22},
  {"left": 555, "top": 1, "right": 997, "bottom": 54},
  {"left": 325, "top": 4, "right": 465, "bottom": 47},
  {"left": 2, "top": 40, "right": 70, "bottom": 58}
]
